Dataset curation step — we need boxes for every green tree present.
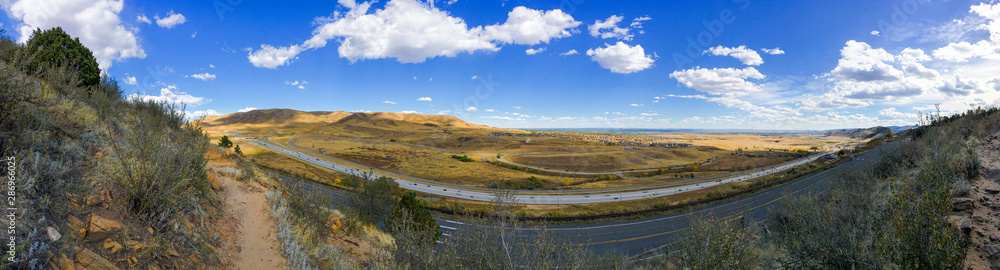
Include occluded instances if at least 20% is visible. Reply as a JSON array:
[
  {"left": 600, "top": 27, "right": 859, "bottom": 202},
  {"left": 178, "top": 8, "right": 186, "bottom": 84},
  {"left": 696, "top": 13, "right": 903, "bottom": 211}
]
[
  {"left": 389, "top": 192, "right": 441, "bottom": 241},
  {"left": 25, "top": 27, "right": 101, "bottom": 87},
  {"left": 218, "top": 135, "right": 233, "bottom": 148},
  {"left": 233, "top": 144, "right": 242, "bottom": 155}
]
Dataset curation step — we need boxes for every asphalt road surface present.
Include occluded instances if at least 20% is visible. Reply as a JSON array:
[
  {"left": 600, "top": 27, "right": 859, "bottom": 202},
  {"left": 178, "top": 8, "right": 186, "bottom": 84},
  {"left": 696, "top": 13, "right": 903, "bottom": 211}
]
[
  {"left": 435, "top": 141, "right": 900, "bottom": 256},
  {"left": 240, "top": 135, "right": 830, "bottom": 204}
]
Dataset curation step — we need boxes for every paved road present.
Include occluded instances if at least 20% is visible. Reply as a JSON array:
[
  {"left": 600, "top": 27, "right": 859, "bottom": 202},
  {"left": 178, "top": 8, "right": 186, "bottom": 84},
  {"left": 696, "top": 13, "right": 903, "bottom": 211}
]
[
  {"left": 435, "top": 141, "right": 899, "bottom": 256},
  {"left": 241, "top": 135, "right": 828, "bottom": 204}
]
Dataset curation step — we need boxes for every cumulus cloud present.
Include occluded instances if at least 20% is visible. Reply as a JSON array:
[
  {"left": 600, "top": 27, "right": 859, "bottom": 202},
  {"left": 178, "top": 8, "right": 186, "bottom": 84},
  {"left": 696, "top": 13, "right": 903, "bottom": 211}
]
[
  {"left": 417, "top": 97, "right": 432, "bottom": 101},
  {"left": 127, "top": 85, "right": 210, "bottom": 107},
  {"left": 383, "top": 100, "right": 397, "bottom": 104},
  {"left": 185, "top": 109, "right": 219, "bottom": 119},
  {"left": 870, "top": 30, "right": 880, "bottom": 36},
  {"left": 559, "top": 49, "right": 578, "bottom": 56},
  {"left": 932, "top": 3, "right": 1000, "bottom": 62},
  {"left": 238, "top": 107, "right": 258, "bottom": 113},
  {"left": 249, "top": 0, "right": 580, "bottom": 67},
  {"left": 123, "top": 75, "right": 137, "bottom": 85},
  {"left": 586, "top": 42, "right": 655, "bottom": 74},
  {"left": 525, "top": 47, "right": 546, "bottom": 55},
  {"left": 831, "top": 40, "right": 902, "bottom": 82},
  {"left": 464, "top": 106, "right": 478, "bottom": 112},
  {"left": 704, "top": 45, "right": 763, "bottom": 65},
  {"left": 248, "top": 45, "right": 304, "bottom": 69},
  {"left": 2, "top": 0, "right": 146, "bottom": 69},
  {"left": 878, "top": 107, "right": 918, "bottom": 120},
  {"left": 155, "top": 10, "right": 186, "bottom": 29},
  {"left": 761, "top": 47, "right": 785, "bottom": 55},
  {"left": 588, "top": 15, "right": 648, "bottom": 40},
  {"left": 137, "top": 15, "right": 151, "bottom": 24},
  {"left": 186, "top": 73, "right": 216, "bottom": 81},
  {"left": 937, "top": 74, "right": 984, "bottom": 96},
  {"left": 485, "top": 109, "right": 495, "bottom": 112},
  {"left": 669, "top": 67, "right": 765, "bottom": 96}
]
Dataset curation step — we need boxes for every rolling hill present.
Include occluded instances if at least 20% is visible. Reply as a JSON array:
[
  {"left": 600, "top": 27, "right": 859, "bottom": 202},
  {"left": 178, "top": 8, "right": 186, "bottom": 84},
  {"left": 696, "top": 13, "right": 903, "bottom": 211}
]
[
  {"left": 823, "top": 126, "right": 893, "bottom": 140},
  {"left": 197, "top": 108, "right": 498, "bottom": 134}
]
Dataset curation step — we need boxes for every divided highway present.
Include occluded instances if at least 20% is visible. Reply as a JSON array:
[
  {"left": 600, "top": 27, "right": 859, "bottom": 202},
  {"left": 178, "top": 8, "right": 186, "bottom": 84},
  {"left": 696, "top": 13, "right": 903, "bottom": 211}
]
[
  {"left": 438, "top": 141, "right": 899, "bottom": 256},
  {"left": 236, "top": 134, "right": 831, "bottom": 204}
]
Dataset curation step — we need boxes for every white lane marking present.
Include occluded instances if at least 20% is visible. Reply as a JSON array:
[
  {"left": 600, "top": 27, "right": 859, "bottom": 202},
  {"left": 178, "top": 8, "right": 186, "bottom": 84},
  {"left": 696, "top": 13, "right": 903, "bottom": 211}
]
[{"left": 440, "top": 226, "right": 457, "bottom": 230}]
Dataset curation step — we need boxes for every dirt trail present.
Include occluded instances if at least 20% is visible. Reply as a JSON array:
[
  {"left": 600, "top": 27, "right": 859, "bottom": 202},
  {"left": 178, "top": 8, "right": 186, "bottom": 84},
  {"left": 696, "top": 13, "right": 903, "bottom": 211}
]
[
  {"left": 968, "top": 130, "right": 1000, "bottom": 269},
  {"left": 209, "top": 162, "right": 288, "bottom": 270}
]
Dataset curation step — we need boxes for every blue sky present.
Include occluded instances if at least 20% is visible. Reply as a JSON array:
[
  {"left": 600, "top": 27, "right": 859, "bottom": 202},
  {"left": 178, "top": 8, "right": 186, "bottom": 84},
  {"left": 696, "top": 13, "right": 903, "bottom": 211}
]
[{"left": 3, "top": 0, "right": 1000, "bottom": 130}]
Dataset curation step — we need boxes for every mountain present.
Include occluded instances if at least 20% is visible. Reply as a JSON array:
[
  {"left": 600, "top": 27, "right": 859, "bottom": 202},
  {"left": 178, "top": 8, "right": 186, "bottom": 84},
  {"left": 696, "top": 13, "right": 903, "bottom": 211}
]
[
  {"left": 197, "top": 108, "right": 495, "bottom": 133},
  {"left": 823, "top": 126, "right": 894, "bottom": 140}
]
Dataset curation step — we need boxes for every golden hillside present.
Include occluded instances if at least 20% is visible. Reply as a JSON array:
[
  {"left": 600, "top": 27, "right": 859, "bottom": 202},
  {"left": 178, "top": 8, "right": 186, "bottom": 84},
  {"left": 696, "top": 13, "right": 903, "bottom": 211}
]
[{"left": 197, "top": 108, "right": 498, "bottom": 134}]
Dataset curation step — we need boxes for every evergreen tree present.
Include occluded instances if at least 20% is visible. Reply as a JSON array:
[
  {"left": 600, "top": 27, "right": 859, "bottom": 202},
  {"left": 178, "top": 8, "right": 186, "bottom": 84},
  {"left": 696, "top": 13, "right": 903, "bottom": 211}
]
[{"left": 25, "top": 27, "right": 101, "bottom": 87}]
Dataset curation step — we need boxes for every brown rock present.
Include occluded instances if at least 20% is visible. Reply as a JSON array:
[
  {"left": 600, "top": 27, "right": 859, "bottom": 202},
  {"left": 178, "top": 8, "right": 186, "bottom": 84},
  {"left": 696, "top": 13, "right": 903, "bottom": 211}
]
[
  {"left": 147, "top": 227, "right": 154, "bottom": 235},
  {"left": 75, "top": 248, "right": 120, "bottom": 270},
  {"left": 986, "top": 186, "right": 1000, "bottom": 194},
  {"left": 207, "top": 173, "right": 221, "bottom": 190},
  {"left": 85, "top": 195, "right": 106, "bottom": 207},
  {"left": 166, "top": 249, "right": 180, "bottom": 257},
  {"left": 85, "top": 215, "right": 124, "bottom": 243},
  {"left": 125, "top": 240, "right": 146, "bottom": 252},
  {"left": 47, "top": 227, "right": 61, "bottom": 242},
  {"left": 66, "top": 216, "right": 85, "bottom": 232},
  {"left": 103, "top": 239, "right": 123, "bottom": 254},
  {"left": 947, "top": 215, "right": 973, "bottom": 234},
  {"left": 50, "top": 253, "right": 75, "bottom": 270},
  {"left": 188, "top": 254, "right": 199, "bottom": 263},
  {"left": 952, "top": 197, "right": 974, "bottom": 211}
]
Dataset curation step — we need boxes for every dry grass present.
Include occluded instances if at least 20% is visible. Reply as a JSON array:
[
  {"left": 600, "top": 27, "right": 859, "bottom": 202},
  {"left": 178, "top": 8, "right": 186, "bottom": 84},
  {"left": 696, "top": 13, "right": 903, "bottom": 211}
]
[{"left": 507, "top": 146, "right": 730, "bottom": 172}]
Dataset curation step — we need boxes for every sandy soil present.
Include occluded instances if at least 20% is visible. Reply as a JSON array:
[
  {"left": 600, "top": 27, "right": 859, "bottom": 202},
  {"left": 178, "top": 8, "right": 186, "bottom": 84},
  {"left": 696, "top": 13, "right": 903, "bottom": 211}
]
[
  {"left": 968, "top": 130, "right": 1000, "bottom": 269},
  {"left": 210, "top": 162, "right": 288, "bottom": 270}
]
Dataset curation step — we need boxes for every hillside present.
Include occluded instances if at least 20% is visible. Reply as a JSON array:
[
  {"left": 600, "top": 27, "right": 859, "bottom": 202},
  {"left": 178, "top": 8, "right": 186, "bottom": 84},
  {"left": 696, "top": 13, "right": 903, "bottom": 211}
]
[
  {"left": 823, "top": 126, "right": 893, "bottom": 140},
  {"left": 198, "top": 108, "right": 496, "bottom": 134}
]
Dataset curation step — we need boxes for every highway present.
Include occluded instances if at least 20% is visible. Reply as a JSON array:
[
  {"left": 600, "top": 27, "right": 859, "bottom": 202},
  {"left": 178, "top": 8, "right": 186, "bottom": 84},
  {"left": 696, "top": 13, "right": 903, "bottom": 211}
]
[
  {"left": 238, "top": 135, "right": 830, "bottom": 204},
  {"left": 436, "top": 141, "right": 899, "bottom": 256}
]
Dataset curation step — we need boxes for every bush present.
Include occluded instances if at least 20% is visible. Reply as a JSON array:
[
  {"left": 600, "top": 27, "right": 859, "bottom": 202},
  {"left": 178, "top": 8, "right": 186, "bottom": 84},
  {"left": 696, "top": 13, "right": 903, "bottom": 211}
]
[
  {"left": 25, "top": 27, "right": 100, "bottom": 87},
  {"left": 345, "top": 173, "right": 399, "bottom": 227},
  {"left": 105, "top": 100, "right": 210, "bottom": 225}
]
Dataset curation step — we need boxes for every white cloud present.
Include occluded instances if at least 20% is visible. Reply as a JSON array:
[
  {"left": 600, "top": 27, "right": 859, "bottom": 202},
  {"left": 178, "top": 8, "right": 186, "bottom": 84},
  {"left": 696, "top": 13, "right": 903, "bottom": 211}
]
[
  {"left": 122, "top": 75, "right": 137, "bottom": 85},
  {"left": 471, "top": 75, "right": 478, "bottom": 80},
  {"left": 249, "top": 0, "right": 580, "bottom": 67},
  {"left": 465, "top": 106, "right": 478, "bottom": 112},
  {"left": 191, "top": 31, "right": 197, "bottom": 38},
  {"left": 3, "top": 0, "right": 146, "bottom": 69},
  {"left": 589, "top": 15, "right": 634, "bottom": 40},
  {"left": 185, "top": 109, "right": 219, "bottom": 119},
  {"left": 238, "top": 107, "right": 258, "bottom": 113},
  {"left": 137, "top": 15, "right": 151, "bottom": 24},
  {"left": 485, "top": 109, "right": 495, "bottom": 112},
  {"left": 383, "top": 100, "right": 397, "bottom": 104},
  {"left": 417, "top": 97, "right": 433, "bottom": 101},
  {"left": 209, "top": 64, "right": 216, "bottom": 68},
  {"left": 870, "top": 30, "right": 880, "bottom": 36},
  {"left": 932, "top": 3, "right": 1000, "bottom": 62},
  {"left": 669, "top": 67, "right": 765, "bottom": 96},
  {"left": 831, "top": 40, "right": 902, "bottom": 82},
  {"left": 401, "top": 110, "right": 417, "bottom": 113},
  {"left": 761, "top": 47, "right": 785, "bottom": 55},
  {"left": 937, "top": 74, "right": 984, "bottom": 96},
  {"left": 525, "top": 47, "right": 546, "bottom": 55},
  {"left": 556, "top": 117, "right": 575, "bottom": 121},
  {"left": 127, "top": 85, "right": 210, "bottom": 107},
  {"left": 640, "top": 112, "right": 659, "bottom": 116},
  {"left": 155, "top": 11, "right": 186, "bottom": 29},
  {"left": 630, "top": 103, "right": 640, "bottom": 107},
  {"left": 512, "top": 106, "right": 522, "bottom": 109},
  {"left": 878, "top": 107, "right": 918, "bottom": 120},
  {"left": 248, "top": 44, "right": 304, "bottom": 69},
  {"left": 586, "top": 42, "right": 655, "bottom": 74},
  {"left": 297, "top": 85, "right": 305, "bottom": 89},
  {"left": 559, "top": 49, "right": 578, "bottom": 56},
  {"left": 704, "top": 45, "right": 763, "bottom": 66},
  {"left": 187, "top": 73, "right": 216, "bottom": 81}
]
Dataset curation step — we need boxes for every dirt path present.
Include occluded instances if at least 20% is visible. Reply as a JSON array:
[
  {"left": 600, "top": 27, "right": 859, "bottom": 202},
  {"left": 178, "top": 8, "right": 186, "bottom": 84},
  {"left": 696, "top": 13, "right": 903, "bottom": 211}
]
[
  {"left": 968, "top": 130, "right": 1000, "bottom": 269},
  {"left": 210, "top": 162, "right": 288, "bottom": 270}
]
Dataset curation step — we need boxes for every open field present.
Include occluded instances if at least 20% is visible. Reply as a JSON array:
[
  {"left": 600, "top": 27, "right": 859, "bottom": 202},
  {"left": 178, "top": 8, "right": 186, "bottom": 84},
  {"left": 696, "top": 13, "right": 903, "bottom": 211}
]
[
  {"left": 200, "top": 109, "right": 851, "bottom": 191},
  {"left": 505, "top": 146, "right": 729, "bottom": 172}
]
